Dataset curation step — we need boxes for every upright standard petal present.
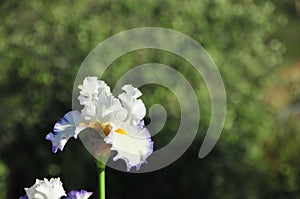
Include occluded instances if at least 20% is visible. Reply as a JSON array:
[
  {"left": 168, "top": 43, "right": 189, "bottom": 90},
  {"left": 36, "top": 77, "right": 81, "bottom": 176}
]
[
  {"left": 104, "top": 122, "right": 153, "bottom": 171},
  {"left": 25, "top": 177, "right": 66, "bottom": 199},
  {"left": 78, "top": 76, "right": 111, "bottom": 99},
  {"left": 65, "top": 190, "right": 93, "bottom": 199},
  {"left": 78, "top": 76, "right": 128, "bottom": 123},
  {"left": 78, "top": 76, "right": 111, "bottom": 118},
  {"left": 46, "top": 111, "right": 87, "bottom": 153},
  {"left": 118, "top": 84, "right": 146, "bottom": 126},
  {"left": 94, "top": 91, "right": 127, "bottom": 124}
]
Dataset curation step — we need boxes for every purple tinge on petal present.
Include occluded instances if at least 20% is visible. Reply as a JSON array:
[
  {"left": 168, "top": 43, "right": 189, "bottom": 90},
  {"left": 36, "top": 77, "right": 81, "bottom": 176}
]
[
  {"left": 45, "top": 110, "right": 86, "bottom": 153},
  {"left": 18, "top": 195, "right": 28, "bottom": 199},
  {"left": 65, "top": 190, "right": 93, "bottom": 199},
  {"left": 45, "top": 132, "right": 65, "bottom": 153},
  {"left": 105, "top": 123, "right": 154, "bottom": 171},
  {"left": 137, "top": 120, "right": 145, "bottom": 129}
]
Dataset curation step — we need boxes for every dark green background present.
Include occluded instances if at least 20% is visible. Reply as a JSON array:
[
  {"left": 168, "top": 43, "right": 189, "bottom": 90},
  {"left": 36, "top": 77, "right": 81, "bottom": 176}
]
[{"left": 1, "top": 0, "right": 300, "bottom": 198}]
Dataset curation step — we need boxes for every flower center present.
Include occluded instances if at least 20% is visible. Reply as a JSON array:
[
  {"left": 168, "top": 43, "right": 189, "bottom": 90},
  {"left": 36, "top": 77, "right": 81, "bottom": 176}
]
[
  {"left": 102, "top": 124, "right": 111, "bottom": 136},
  {"left": 88, "top": 122, "right": 111, "bottom": 136},
  {"left": 81, "top": 121, "right": 126, "bottom": 136}
]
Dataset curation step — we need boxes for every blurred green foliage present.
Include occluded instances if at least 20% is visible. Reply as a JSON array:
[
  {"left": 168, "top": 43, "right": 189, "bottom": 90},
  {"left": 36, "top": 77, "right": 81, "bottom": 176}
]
[{"left": 0, "top": 0, "right": 300, "bottom": 198}]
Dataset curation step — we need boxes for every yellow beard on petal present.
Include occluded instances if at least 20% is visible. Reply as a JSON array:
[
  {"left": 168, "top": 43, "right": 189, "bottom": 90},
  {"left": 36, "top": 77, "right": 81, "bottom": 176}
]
[{"left": 114, "top": 128, "right": 127, "bottom": 135}]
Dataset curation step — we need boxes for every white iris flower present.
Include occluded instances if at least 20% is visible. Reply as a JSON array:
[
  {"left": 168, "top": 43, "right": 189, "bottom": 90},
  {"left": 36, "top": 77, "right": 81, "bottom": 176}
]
[
  {"left": 19, "top": 177, "right": 92, "bottom": 199},
  {"left": 46, "top": 76, "right": 154, "bottom": 171},
  {"left": 24, "top": 178, "right": 66, "bottom": 199}
]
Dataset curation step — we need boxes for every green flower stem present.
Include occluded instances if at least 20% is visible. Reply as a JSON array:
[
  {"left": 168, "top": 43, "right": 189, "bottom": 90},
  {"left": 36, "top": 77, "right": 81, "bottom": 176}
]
[{"left": 96, "top": 161, "right": 106, "bottom": 199}]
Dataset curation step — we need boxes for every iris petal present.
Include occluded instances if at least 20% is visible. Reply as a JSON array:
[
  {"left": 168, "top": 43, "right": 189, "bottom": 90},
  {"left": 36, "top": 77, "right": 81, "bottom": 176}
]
[
  {"left": 65, "top": 190, "right": 93, "bottom": 199},
  {"left": 94, "top": 91, "right": 127, "bottom": 124},
  {"left": 78, "top": 76, "right": 127, "bottom": 123},
  {"left": 24, "top": 178, "right": 66, "bottom": 199},
  {"left": 46, "top": 111, "right": 86, "bottom": 153},
  {"left": 78, "top": 76, "right": 111, "bottom": 119},
  {"left": 104, "top": 122, "right": 153, "bottom": 171},
  {"left": 118, "top": 84, "right": 146, "bottom": 126}
]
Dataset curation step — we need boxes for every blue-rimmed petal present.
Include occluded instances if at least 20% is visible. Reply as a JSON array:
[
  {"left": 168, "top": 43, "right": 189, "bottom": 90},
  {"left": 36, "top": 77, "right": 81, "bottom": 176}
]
[
  {"left": 65, "top": 190, "right": 93, "bottom": 199},
  {"left": 18, "top": 195, "right": 28, "bottom": 199},
  {"left": 104, "top": 122, "right": 153, "bottom": 171},
  {"left": 46, "top": 110, "right": 87, "bottom": 153}
]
